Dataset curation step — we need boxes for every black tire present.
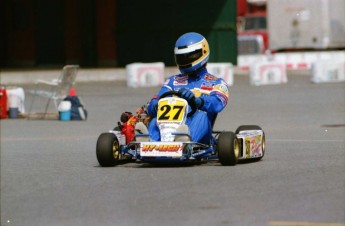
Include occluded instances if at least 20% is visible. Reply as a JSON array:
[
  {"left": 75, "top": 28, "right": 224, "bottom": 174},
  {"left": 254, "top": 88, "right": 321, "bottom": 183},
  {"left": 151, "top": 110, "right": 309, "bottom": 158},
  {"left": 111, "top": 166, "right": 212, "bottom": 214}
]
[
  {"left": 236, "top": 125, "right": 265, "bottom": 159},
  {"left": 217, "top": 132, "right": 239, "bottom": 166},
  {"left": 96, "top": 133, "right": 121, "bottom": 167}
]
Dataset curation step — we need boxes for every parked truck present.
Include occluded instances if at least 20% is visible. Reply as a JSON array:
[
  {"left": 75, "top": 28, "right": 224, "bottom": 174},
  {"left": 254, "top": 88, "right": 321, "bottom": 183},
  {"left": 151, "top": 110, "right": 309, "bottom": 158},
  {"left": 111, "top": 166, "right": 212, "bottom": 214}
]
[
  {"left": 237, "top": 0, "right": 345, "bottom": 55},
  {"left": 268, "top": 0, "right": 345, "bottom": 51},
  {"left": 237, "top": 0, "right": 268, "bottom": 55}
]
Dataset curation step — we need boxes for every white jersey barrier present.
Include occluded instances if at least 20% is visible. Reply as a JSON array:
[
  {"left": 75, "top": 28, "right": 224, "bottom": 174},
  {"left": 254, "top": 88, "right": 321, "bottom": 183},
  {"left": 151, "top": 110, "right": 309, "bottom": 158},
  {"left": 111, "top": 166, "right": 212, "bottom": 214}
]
[
  {"left": 207, "top": 63, "right": 234, "bottom": 86},
  {"left": 311, "top": 59, "right": 345, "bottom": 83},
  {"left": 126, "top": 62, "right": 165, "bottom": 87},
  {"left": 250, "top": 62, "right": 287, "bottom": 86},
  {"left": 238, "top": 51, "right": 345, "bottom": 71}
]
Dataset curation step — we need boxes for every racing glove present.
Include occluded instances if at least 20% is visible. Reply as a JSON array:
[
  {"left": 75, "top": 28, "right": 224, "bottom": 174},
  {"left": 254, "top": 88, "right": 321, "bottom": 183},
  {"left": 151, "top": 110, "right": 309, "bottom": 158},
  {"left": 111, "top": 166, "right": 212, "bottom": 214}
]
[
  {"left": 195, "top": 97, "right": 204, "bottom": 109},
  {"left": 178, "top": 88, "right": 204, "bottom": 109},
  {"left": 178, "top": 88, "right": 195, "bottom": 102}
]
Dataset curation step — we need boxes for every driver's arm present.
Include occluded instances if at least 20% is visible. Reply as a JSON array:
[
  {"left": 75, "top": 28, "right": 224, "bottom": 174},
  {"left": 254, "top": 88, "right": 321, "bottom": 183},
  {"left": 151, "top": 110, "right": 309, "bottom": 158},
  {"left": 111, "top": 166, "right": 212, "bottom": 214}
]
[
  {"left": 198, "top": 82, "right": 229, "bottom": 113},
  {"left": 147, "top": 85, "right": 171, "bottom": 117}
]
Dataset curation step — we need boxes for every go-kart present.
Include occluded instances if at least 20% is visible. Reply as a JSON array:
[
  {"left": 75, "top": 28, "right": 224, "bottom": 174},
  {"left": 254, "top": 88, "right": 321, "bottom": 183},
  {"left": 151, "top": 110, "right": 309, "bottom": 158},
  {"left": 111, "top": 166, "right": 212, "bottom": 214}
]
[{"left": 96, "top": 91, "right": 265, "bottom": 167}]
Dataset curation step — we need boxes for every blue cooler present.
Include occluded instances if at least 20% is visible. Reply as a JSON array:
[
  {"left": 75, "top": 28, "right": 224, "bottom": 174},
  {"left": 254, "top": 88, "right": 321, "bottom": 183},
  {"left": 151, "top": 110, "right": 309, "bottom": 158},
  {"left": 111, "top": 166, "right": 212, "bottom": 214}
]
[{"left": 59, "top": 110, "right": 71, "bottom": 121}]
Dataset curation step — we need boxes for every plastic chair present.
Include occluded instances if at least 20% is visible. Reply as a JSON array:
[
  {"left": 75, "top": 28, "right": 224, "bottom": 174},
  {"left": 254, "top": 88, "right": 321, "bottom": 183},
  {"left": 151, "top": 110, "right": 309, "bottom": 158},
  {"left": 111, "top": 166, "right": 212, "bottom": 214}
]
[{"left": 28, "top": 65, "right": 79, "bottom": 119}]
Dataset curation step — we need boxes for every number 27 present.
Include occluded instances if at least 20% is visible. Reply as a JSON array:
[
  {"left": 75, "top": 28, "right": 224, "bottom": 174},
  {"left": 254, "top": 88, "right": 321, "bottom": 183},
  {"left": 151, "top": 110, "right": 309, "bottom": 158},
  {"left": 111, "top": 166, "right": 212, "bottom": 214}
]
[{"left": 158, "top": 105, "right": 184, "bottom": 120}]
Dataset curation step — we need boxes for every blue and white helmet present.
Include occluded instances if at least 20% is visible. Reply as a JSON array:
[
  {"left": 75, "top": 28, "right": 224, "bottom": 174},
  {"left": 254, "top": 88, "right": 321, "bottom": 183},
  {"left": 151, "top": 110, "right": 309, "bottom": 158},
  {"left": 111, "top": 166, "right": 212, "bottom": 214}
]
[{"left": 174, "top": 32, "right": 210, "bottom": 74}]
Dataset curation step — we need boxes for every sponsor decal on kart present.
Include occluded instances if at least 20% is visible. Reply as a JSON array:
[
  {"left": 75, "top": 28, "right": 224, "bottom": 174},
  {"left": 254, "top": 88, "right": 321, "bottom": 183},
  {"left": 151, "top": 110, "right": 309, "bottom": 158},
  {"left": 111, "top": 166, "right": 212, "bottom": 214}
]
[
  {"left": 250, "top": 135, "right": 262, "bottom": 157},
  {"left": 239, "top": 130, "right": 263, "bottom": 158},
  {"left": 140, "top": 142, "right": 184, "bottom": 157}
]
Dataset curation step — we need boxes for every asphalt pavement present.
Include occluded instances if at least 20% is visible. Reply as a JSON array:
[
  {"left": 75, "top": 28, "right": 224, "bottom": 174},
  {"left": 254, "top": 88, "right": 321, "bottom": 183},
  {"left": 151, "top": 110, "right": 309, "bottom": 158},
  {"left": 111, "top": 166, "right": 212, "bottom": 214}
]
[{"left": 1, "top": 71, "right": 345, "bottom": 226}]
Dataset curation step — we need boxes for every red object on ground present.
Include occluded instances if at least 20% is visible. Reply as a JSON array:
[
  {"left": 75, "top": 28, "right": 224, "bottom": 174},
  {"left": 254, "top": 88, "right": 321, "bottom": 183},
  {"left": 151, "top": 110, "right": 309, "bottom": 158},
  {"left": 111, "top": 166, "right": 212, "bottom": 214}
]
[
  {"left": 0, "top": 87, "right": 8, "bottom": 119},
  {"left": 69, "top": 88, "right": 76, "bottom": 96}
]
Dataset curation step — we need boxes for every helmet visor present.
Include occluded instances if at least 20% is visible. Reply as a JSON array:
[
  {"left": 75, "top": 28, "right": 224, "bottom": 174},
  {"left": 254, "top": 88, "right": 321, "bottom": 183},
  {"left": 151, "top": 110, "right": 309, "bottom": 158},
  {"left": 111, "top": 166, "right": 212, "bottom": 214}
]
[{"left": 175, "top": 49, "right": 203, "bottom": 66}]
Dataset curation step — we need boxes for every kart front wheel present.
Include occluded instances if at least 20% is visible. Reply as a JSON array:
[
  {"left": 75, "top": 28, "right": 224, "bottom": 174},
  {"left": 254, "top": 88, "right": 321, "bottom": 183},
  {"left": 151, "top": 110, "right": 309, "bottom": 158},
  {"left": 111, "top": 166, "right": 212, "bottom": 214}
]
[
  {"left": 217, "top": 132, "right": 239, "bottom": 166},
  {"left": 96, "top": 133, "right": 121, "bottom": 167}
]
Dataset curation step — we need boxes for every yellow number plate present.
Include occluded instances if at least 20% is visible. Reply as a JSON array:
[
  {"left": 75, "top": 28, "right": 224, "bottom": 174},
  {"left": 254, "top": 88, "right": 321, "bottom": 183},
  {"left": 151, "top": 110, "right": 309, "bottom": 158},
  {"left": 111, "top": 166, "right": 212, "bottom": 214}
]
[{"left": 157, "top": 98, "right": 187, "bottom": 123}]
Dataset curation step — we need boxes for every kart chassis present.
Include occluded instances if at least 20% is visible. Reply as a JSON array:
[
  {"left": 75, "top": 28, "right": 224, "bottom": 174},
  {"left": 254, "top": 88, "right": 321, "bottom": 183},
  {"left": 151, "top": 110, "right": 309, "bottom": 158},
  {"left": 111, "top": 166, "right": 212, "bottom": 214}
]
[{"left": 96, "top": 126, "right": 265, "bottom": 166}]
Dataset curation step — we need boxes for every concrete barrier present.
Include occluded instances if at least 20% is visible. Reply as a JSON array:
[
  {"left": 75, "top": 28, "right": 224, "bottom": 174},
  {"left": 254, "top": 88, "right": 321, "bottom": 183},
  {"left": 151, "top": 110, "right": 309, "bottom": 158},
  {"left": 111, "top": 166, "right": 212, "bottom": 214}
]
[
  {"left": 311, "top": 59, "right": 345, "bottom": 83},
  {"left": 238, "top": 51, "right": 345, "bottom": 71},
  {"left": 126, "top": 62, "right": 165, "bottom": 88},
  {"left": 250, "top": 62, "right": 287, "bottom": 86},
  {"left": 207, "top": 63, "right": 234, "bottom": 86}
]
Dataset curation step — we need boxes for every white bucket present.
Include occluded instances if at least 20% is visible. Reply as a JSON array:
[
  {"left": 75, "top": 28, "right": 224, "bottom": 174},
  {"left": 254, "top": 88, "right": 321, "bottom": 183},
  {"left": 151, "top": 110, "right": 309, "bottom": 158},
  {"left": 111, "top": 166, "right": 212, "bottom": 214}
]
[{"left": 58, "top": 101, "right": 72, "bottom": 121}]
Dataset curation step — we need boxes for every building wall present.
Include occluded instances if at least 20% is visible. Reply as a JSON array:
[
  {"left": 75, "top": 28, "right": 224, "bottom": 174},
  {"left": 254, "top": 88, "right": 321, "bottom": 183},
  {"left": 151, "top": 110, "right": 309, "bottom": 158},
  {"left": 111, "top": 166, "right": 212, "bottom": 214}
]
[
  {"left": 96, "top": 0, "right": 117, "bottom": 66},
  {"left": 2, "top": 0, "right": 36, "bottom": 67},
  {"left": 116, "top": 0, "right": 237, "bottom": 66},
  {"left": 1, "top": 0, "right": 236, "bottom": 68}
]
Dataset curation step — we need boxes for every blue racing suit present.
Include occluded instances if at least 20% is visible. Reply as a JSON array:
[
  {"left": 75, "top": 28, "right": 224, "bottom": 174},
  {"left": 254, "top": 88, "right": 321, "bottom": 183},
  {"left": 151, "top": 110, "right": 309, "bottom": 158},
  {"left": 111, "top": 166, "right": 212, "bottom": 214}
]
[{"left": 147, "top": 67, "right": 229, "bottom": 144}]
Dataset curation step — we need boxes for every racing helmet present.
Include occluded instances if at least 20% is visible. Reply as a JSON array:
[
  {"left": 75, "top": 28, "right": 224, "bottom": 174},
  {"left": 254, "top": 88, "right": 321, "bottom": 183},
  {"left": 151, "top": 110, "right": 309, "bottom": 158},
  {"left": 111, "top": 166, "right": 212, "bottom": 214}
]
[{"left": 174, "top": 32, "right": 210, "bottom": 74}]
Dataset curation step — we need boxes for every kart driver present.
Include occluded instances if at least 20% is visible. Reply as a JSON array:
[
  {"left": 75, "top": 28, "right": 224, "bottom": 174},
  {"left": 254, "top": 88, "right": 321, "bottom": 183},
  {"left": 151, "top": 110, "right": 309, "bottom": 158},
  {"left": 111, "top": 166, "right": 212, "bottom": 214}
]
[{"left": 136, "top": 32, "right": 229, "bottom": 144}]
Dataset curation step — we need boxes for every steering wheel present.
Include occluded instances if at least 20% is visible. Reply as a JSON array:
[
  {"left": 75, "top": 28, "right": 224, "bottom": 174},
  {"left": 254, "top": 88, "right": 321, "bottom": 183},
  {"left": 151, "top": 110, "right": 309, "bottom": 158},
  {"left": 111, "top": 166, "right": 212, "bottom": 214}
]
[{"left": 159, "top": 90, "right": 197, "bottom": 117}]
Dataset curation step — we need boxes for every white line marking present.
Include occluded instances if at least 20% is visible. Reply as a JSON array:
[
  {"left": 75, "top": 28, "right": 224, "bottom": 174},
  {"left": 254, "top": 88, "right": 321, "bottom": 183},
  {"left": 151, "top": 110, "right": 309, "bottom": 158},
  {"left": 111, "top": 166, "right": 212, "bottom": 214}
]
[
  {"left": 268, "top": 139, "right": 345, "bottom": 143},
  {"left": 268, "top": 221, "right": 345, "bottom": 226},
  {"left": 1, "top": 135, "right": 95, "bottom": 142}
]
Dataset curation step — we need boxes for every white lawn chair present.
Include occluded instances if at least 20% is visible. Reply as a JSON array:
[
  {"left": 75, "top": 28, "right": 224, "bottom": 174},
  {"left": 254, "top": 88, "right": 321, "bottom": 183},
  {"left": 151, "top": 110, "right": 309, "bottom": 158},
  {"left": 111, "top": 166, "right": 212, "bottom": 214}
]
[{"left": 28, "top": 65, "right": 79, "bottom": 119}]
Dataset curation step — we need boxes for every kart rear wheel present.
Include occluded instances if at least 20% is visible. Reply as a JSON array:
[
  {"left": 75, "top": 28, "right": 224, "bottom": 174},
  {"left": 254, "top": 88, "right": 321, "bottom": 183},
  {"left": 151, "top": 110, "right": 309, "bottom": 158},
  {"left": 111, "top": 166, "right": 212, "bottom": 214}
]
[
  {"left": 236, "top": 125, "right": 265, "bottom": 159},
  {"left": 96, "top": 133, "right": 121, "bottom": 167},
  {"left": 217, "top": 132, "right": 239, "bottom": 166}
]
